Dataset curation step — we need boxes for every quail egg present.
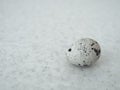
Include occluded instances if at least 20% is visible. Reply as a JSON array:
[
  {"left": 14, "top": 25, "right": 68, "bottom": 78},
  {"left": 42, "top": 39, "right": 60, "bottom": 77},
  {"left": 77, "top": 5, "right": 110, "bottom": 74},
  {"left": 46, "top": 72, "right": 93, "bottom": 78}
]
[{"left": 66, "top": 38, "right": 101, "bottom": 66}]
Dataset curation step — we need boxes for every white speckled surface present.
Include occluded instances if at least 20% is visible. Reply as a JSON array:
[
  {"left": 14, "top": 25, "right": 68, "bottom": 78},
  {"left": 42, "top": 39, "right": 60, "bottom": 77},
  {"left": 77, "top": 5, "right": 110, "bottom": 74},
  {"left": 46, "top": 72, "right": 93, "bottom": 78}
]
[
  {"left": 0, "top": 0, "right": 120, "bottom": 90},
  {"left": 66, "top": 38, "right": 101, "bottom": 66}
]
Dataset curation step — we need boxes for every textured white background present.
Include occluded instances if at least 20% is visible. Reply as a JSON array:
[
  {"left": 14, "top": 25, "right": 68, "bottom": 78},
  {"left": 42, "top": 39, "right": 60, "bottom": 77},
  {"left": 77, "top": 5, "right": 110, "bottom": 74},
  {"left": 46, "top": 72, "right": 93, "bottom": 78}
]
[{"left": 0, "top": 0, "right": 120, "bottom": 90}]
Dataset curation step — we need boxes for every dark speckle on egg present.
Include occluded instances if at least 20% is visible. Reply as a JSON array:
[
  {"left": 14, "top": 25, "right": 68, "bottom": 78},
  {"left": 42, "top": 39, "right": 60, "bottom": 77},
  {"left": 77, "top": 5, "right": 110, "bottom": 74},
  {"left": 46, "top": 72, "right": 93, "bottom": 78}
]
[
  {"left": 83, "top": 64, "right": 88, "bottom": 66},
  {"left": 68, "top": 48, "right": 72, "bottom": 52},
  {"left": 91, "top": 43, "right": 95, "bottom": 46},
  {"left": 79, "top": 43, "right": 82, "bottom": 45},
  {"left": 91, "top": 48, "right": 100, "bottom": 56}
]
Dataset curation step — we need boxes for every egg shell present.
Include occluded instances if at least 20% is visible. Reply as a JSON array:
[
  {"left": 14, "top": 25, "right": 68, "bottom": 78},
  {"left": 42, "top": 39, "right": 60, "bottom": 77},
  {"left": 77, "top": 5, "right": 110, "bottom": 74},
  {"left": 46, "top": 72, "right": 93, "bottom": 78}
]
[{"left": 66, "top": 38, "right": 101, "bottom": 66}]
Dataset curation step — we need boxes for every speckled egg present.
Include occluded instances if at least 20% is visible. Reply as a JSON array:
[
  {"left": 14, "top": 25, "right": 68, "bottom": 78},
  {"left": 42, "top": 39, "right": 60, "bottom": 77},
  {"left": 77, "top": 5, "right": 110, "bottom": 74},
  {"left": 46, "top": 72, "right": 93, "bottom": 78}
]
[{"left": 66, "top": 38, "right": 101, "bottom": 66}]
